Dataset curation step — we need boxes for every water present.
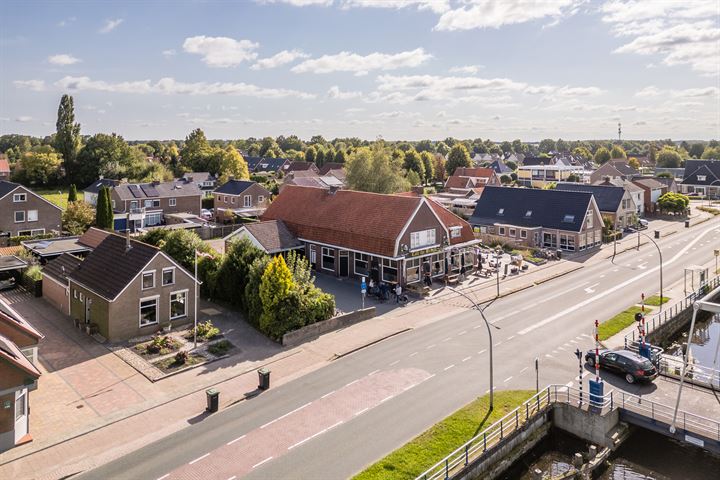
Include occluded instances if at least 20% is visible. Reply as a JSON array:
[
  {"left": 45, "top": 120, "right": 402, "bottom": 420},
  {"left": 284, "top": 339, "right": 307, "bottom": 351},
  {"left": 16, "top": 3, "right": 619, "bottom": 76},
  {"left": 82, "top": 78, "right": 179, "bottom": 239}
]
[
  {"left": 663, "top": 312, "right": 720, "bottom": 371},
  {"left": 499, "top": 428, "right": 720, "bottom": 480}
]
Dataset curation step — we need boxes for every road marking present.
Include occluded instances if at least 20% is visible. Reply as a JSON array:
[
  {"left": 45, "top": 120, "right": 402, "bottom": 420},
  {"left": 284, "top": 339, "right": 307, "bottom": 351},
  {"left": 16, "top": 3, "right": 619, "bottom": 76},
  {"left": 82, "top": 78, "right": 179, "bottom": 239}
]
[
  {"left": 380, "top": 394, "right": 394, "bottom": 403},
  {"left": 517, "top": 223, "right": 715, "bottom": 336},
  {"left": 584, "top": 283, "right": 599, "bottom": 294},
  {"left": 462, "top": 356, "right": 472, "bottom": 362},
  {"left": 551, "top": 350, "right": 558, "bottom": 354},
  {"left": 563, "top": 343, "right": 571, "bottom": 347},
  {"left": 473, "top": 324, "right": 483, "bottom": 329},
  {"left": 520, "top": 367, "right": 528, "bottom": 374},
  {"left": 494, "top": 341, "right": 503, "bottom": 347},
  {"left": 368, "top": 369, "right": 380, "bottom": 376},
  {"left": 252, "top": 456, "right": 274, "bottom": 468},
  {"left": 227, "top": 434, "right": 246, "bottom": 445},
  {"left": 504, "top": 376, "right": 513, "bottom": 383},
  {"left": 157, "top": 475, "right": 170, "bottom": 480},
  {"left": 346, "top": 379, "right": 359, "bottom": 387},
  {"left": 409, "top": 352, "right": 418, "bottom": 357},
  {"left": 599, "top": 274, "right": 605, "bottom": 278},
  {"left": 261, "top": 402, "right": 312, "bottom": 429},
  {"left": 458, "top": 330, "right": 467, "bottom": 336},
  {"left": 612, "top": 268, "right": 619, "bottom": 272},
  {"left": 389, "top": 360, "right": 400, "bottom": 366},
  {"left": 478, "top": 349, "right": 487, "bottom": 355},
  {"left": 189, "top": 453, "right": 210, "bottom": 465},
  {"left": 227, "top": 476, "right": 237, "bottom": 480},
  {"left": 638, "top": 263, "right": 647, "bottom": 270},
  {"left": 507, "top": 335, "right": 515, "bottom": 341},
  {"left": 570, "top": 340, "right": 578, "bottom": 344},
  {"left": 426, "top": 344, "right": 436, "bottom": 349},
  {"left": 443, "top": 337, "right": 452, "bottom": 342},
  {"left": 545, "top": 354, "right": 553, "bottom": 358},
  {"left": 444, "top": 364, "right": 455, "bottom": 371},
  {"left": 557, "top": 347, "right": 565, "bottom": 351},
  {"left": 355, "top": 407, "right": 369, "bottom": 416}
]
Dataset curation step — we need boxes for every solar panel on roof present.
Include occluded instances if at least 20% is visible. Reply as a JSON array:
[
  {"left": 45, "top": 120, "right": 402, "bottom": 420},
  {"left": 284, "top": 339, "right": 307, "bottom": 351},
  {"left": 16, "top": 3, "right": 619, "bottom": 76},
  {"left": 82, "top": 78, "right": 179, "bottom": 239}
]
[
  {"left": 140, "top": 184, "right": 159, "bottom": 197},
  {"left": 129, "top": 185, "right": 142, "bottom": 198}
]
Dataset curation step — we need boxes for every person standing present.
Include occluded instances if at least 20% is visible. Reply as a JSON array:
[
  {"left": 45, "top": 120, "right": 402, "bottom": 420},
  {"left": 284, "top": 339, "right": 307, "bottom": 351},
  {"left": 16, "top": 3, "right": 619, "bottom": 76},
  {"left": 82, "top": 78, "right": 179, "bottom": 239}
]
[{"left": 395, "top": 283, "right": 402, "bottom": 303}]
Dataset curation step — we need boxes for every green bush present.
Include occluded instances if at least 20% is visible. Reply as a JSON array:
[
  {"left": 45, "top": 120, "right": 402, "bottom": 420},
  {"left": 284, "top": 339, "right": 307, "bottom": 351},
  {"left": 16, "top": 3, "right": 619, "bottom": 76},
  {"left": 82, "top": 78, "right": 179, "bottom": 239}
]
[
  {"left": 24, "top": 265, "right": 43, "bottom": 281},
  {"left": 145, "top": 335, "right": 179, "bottom": 354},
  {"left": 208, "top": 340, "right": 233, "bottom": 356},
  {"left": 174, "top": 350, "right": 188, "bottom": 365},
  {"left": 10, "top": 233, "right": 54, "bottom": 246},
  {"left": 189, "top": 320, "right": 220, "bottom": 340}
]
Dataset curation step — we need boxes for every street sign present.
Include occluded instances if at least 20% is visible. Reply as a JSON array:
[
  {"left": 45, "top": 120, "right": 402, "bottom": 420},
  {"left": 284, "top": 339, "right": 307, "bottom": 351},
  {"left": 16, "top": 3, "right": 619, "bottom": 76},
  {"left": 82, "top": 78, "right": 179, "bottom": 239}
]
[
  {"left": 361, "top": 276, "right": 367, "bottom": 294},
  {"left": 589, "top": 379, "right": 604, "bottom": 407}
]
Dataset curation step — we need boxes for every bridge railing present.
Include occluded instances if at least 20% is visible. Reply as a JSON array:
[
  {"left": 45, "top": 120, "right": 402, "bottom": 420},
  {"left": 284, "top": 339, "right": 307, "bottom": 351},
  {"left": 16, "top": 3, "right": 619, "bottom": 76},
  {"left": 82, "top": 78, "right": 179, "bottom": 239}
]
[
  {"left": 616, "top": 390, "right": 720, "bottom": 442},
  {"left": 657, "top": 355, "right": 720, "bottom": 389},
  {"left": 624, "top": 276, "right": 719, "bottom": 347}
]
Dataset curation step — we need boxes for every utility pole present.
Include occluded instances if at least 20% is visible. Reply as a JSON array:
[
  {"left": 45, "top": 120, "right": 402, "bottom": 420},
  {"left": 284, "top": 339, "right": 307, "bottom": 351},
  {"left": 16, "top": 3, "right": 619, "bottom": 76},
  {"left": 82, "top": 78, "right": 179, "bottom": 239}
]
[
  {"left": 575, "top": 348, "right": 583, "bottom": 406},
  {"left": 618, "top": 122, "right": 622, "bottom": 142}
]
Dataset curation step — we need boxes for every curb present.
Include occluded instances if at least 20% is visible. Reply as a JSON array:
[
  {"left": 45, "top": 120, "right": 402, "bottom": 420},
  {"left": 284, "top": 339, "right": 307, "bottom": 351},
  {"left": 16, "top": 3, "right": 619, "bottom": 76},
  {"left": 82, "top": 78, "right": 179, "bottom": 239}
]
[{"left": 331, "top": 327, "right": 413, "bottom": 360}]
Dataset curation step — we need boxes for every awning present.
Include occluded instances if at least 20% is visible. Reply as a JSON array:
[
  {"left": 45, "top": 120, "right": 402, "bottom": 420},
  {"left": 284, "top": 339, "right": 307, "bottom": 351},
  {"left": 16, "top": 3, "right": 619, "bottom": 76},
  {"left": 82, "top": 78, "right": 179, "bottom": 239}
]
[{"left": 0, "top": 255, "right": 28, "bottom": 272}]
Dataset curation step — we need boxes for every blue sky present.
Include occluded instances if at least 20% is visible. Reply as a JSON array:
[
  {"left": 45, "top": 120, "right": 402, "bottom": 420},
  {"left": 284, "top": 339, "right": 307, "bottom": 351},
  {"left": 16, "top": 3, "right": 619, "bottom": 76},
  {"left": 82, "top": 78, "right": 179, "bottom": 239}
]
[{"left": 2, "top": 0, "right": 719, "bottom": 141}]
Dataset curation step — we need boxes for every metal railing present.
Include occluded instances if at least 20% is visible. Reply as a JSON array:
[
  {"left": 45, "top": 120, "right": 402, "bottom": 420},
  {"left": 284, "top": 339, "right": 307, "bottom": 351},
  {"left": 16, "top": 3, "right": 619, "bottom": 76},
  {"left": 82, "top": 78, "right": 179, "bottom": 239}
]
[
  {"left": 624, "top": 276, "right": 720, "bottom": 346},
  {"left": 617, "top": 390, "right": 720, "bottom": 442},
  {"left": 416, "top": 385, "right": 718, "bottom": 480},
  {"left": 657, "top": 355, "right": 720, "bottom": 389}
]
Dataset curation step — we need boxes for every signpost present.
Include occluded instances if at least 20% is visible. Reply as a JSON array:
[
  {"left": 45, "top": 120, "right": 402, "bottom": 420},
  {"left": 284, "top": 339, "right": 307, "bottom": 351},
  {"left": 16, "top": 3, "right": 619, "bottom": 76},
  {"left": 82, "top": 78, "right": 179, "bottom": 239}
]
[
  {"left": 637, "top": 293, "right": 650, "bottom": 360},
  {"left": 589, "top": 319, "right": 604, "bottom": 407},
  {"left": 361, "top": 276, "right": 366, "bottom": 310},
  {"left": 535, "top": 357, "right": 539, "bottom": 393}
]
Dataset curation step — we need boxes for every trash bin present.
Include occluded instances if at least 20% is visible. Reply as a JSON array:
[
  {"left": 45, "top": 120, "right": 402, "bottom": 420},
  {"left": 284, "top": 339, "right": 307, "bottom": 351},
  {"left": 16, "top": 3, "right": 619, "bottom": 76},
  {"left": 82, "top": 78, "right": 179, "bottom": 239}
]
[
  {"left": 556, "top": 249, "right": 562, "bottom": 259},
  {"left": 654, "top": 230, "right": 660, "bottom": 239},
  {"left": 258, "top": 368, "right": 271, "bottom": 390},
  {"left": 206, "top": 388, "right": 219, "bottom": 413},
  {"left": 685, "top": 220, "right": 690, "bottom": 228}
]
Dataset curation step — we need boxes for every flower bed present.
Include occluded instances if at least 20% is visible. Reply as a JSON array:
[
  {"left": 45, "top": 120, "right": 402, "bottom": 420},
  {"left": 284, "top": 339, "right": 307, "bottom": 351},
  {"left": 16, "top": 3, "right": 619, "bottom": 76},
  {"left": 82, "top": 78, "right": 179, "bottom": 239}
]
[{"left": 155, "top": 352, "right": 206, "bottom": 373}]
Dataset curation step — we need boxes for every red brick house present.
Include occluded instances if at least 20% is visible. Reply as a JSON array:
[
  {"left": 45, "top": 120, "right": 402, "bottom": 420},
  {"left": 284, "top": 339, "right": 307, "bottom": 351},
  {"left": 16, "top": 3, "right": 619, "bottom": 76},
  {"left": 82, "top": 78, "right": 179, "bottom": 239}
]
[
  {"left": 262, "top": 186, "right": 479, "bottom": 287},
  {"left": 444, "top": 167, "right": 500, "bottom": 190}
]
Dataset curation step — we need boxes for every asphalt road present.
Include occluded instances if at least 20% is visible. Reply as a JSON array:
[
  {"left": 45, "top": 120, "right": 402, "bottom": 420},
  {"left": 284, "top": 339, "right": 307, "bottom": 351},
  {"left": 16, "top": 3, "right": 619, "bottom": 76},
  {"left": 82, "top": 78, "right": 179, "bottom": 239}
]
[{"left": 78, "top": 217, "right": 720, "bottom": 480}]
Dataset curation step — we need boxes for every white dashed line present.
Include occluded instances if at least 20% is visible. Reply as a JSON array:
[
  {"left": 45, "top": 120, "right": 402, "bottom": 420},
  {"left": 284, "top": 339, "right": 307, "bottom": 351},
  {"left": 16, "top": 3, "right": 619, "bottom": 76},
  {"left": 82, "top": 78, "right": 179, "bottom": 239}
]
[
  {"left": 478, "top": 349, "right": 487, "bottom": 355},
  {"left": 409, "top": 352, "right": 418, "bottom": 357},
  {"left": 494, "top": 341, "right": 503, "bottom": 347},
  {"left": 389, "top": 360, "right": 400, "bottom": 366},
  {"left": 506, "top": 335, "right": 515, "bottom": 341},
  {"left": 426, "top": 344, "right": 436, "bottom": 349},
  {"left": 380, "top": 395, "right": 394, "bottom": 403},
  {"left": 346, "top": 379, "right": 359, "bottom": 387},
  {"left": 545, "top": 354, "right": 553, "bottom": 358},
  {"left": 252, "top": 456, "right": 274, "bottom": 468},
  {"left": 189, "top": 453, "right": 210, "bottom": 465},
  {"left": 462, "top": 356, "right": 472, "bottom": 362},
  {"left": 473, "top": 325, "right": 483, "bottom": 329},
  {"left": 444, "top": 364, "right": 455, "bottom": 371},
  {"left": 157, "top": 475, "right": 170, "bottom": 480},
  {"left": 368, "top": 369, "right": 380, "bottom": 376},
  {"left": 458, "top": 330, "right": 467, "bottom": 336},
  {"left": 443, "top": 337, "right": 452, "bottom": 342},
  {"left": 504, "top": 376, "right": 513, "bottom": 383},
  {"left": 227, "top": 434, "right": 246, "bottom": 445},
  {"left": 519, "top": 367, "right": 528, "bottom": 374},
  {"left": 261, "top": 402, "right": 312, "bottom": 429}
]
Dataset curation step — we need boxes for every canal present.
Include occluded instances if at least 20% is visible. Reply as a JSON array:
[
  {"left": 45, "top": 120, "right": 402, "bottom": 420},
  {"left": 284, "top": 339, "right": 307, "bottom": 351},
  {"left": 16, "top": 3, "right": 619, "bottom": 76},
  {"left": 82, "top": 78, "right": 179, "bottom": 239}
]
[{"left": 662, "top": 311, "right": 720, "bottom": 381}]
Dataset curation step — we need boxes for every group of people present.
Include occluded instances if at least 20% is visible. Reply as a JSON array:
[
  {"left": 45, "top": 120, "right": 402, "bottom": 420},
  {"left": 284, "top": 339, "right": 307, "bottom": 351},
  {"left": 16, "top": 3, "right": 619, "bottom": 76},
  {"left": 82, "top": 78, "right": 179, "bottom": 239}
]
[{"left": 367, "top": 278, "right": 405, "bottom": 303}]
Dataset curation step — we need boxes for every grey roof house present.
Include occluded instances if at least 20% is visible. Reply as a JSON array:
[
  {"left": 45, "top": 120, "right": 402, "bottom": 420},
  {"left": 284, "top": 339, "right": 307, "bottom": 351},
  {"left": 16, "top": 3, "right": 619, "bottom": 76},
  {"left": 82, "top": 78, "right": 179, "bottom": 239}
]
[
  {"left": 223, "top": 219, "right": 304, "bottom": 255},
  {"left": 469, "top": 186, "right": 603, "bottom": 252},
  {"left": 213, "top": 180, "right": 271, "bottom": 221},
  {"left": 680, "top": 160, "right": 720, "bottom": 197},
  {"left": 554, "top": 182, "right": 637, "bottom": 228}
]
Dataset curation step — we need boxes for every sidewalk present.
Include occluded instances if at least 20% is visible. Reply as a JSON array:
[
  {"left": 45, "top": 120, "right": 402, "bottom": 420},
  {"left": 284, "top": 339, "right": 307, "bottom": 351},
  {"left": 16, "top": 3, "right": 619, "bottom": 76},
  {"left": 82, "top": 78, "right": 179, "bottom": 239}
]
[{"left": 1, "top": 210, "right": 716, "bottom": 479}]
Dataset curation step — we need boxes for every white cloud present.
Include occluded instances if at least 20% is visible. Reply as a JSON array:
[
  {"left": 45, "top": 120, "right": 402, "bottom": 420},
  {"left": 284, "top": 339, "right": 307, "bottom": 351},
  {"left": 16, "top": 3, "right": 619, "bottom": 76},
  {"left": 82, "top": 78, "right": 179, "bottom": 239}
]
[
  {"left": 15, "top": 116, "right": 33, "bottom": 123},
  {"left": 48, "top": 54, "right": 81, "bottom": 65},
  {"left": 327, "top": 85, "right": 362, "bottom": 99},
  {"left": 449, "top": 64, "right": 484, "bottom": 74},
  {"left": 183, "top": 36, "right": 259, "bottom": 67},
  {"left": 435, "top": 0, "right": 585, "bottom": 31},
  {"left": 57, "top": 16, "right": 76, "bottom": 27},
  {"left": 99, "top": 18, "right": 124, "bottom": 34},
  {"left": 341, "top": 0, "right": 450, "bottom": 14},
  {"left": 251, "top": 49, "right": 310, "bottom": 70},
  {"left": 601, "top": 1, "right": 720, "bottom": 75},
  {"left": 635, "top": 86, "right": 662, "bottom": 97},
  {"left": 259, "top": 0, "right": 333, "bottom": 5},
  {"left": 291, "top": 47, "right": 431, "bottom": 75},
  {"left": 13, "top": 79, "right": 46, "bottom": 91},
  {"left": 54, "top": 75, "right": 316, "bottom": 99},
  {"left": 162, "top": 49, "right": 177, "bottom": 58},
  {"left": 636, "top": 85, "right": 719, "bottom": 98}
]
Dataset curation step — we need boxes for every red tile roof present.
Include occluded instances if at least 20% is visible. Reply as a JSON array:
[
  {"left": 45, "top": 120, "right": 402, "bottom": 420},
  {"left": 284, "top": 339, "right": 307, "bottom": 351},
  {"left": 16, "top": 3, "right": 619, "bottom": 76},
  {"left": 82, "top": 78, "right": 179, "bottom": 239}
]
[
  {"left": 452, "top": 167, "right": 495, "bottom": 178},
  {"left": 426, "top": 198, "right": 475, "bottom": 245},
  {"left": 444, "top": 176, "right": 472, "bottom": 189},
  {"left": 0, "top": 299, "right": 43, "bottom": 342},
  {"left": 0, "top": 245, "right": 23, "bottom": 256},
  {"left": 0, "top": 332, "right": 41, "bottom": 378},
  {"left": 262, "top": 186, "right": 475, "bottom": 257}
]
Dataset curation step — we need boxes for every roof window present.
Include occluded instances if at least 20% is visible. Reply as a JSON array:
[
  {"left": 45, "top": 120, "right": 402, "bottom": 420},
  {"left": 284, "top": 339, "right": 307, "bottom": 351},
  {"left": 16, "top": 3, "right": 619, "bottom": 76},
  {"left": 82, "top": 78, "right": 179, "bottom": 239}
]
[
  {"left": 562, "top": 214, "right": 575, "bottom": 223},
  {"left": 497, "top": 208, "right": 504, "bottom": 215},
  {"left": 525, "top": 210, "right": 532, "bottom": 217}
]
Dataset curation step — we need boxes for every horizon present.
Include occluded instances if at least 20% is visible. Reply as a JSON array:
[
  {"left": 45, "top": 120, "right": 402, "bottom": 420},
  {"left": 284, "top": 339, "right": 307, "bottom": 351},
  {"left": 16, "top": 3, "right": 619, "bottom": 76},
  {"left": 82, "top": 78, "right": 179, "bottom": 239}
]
[{"left": 2, "top": 0, "right": 719, "bottom": 141}]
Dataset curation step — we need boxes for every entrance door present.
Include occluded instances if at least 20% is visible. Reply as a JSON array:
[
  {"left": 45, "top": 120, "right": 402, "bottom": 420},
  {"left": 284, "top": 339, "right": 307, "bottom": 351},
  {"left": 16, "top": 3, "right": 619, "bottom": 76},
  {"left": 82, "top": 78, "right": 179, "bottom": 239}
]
[
  {"left": 14, "top": 389, "right": 27, "bottom": 443},
  {"left": 339, "top": 251, "right": 349, "bottom": 277}
]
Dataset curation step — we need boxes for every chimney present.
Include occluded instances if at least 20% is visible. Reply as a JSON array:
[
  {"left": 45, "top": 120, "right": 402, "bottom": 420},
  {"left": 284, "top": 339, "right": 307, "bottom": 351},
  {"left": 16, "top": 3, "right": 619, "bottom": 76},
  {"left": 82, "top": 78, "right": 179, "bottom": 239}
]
[{"left": 125, "top": 213, "right": 132, "bottom": 251}]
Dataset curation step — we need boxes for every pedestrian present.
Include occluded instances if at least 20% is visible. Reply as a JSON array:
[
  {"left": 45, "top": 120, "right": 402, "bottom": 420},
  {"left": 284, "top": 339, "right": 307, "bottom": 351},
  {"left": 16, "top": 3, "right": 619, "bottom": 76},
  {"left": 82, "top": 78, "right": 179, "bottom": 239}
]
[{"left": 395, "top": 283, "right": 402, "bottom": 303}]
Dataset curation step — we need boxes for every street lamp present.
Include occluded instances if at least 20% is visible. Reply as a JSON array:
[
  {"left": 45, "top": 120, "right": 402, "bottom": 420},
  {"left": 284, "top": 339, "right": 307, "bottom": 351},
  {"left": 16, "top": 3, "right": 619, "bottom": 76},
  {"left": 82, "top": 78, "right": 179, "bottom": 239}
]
[
  {"left": 706, "top": 179, "right": 720, "bottom": 208},
  {"left": 444, "top": 286, "right": 501, "bottom": 410},
  {"left": 629, "top": 227, "right": 664, "bottom": 312}
]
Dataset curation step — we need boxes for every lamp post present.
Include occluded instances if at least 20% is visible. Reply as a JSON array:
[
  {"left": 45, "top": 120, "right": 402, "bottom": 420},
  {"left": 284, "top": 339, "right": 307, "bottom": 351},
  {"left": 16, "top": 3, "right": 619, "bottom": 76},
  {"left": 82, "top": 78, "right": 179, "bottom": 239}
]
[
  {"left": 444, "top": 286, "right": 500, "bottom": 410},
  {"left": 194, "top": 249, "right": 199, "bottom": 349},
  {"left": 705, "top": 179, "right": 720, "bottom": 208},
  {"left": 629, "top": 227, "right": 664, "bottom": 312}
]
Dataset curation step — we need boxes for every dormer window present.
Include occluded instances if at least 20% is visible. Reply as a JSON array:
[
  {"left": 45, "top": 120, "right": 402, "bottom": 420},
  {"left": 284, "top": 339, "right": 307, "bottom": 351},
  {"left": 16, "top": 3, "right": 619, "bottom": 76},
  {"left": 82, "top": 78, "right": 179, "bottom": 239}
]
[
  {"left": 697, "top": 175, "right": 707, "bottom": 182},
  {"left": 497, "top": 208, "right": 504, "bottom": 216},
  {"left": 525, "top": 210, "right": 532, "bottom": 217},
  {"left": 562, "top": 214, "right": 575, "bottom": 223}
]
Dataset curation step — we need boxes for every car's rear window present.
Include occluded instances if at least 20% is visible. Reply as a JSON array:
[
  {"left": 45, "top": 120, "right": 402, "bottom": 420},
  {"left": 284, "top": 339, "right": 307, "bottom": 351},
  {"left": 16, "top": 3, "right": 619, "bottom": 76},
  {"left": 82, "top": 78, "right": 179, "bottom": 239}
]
[{"left": 640, "top": 359, "right": 653, "bottom": 369}]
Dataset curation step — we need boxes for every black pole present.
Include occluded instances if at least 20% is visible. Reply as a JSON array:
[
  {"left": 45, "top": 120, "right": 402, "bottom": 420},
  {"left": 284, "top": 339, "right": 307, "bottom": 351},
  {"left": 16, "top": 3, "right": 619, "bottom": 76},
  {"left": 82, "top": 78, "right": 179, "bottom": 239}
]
[{"left": 535, "top": 357, "right": 539, "bottom": 393}]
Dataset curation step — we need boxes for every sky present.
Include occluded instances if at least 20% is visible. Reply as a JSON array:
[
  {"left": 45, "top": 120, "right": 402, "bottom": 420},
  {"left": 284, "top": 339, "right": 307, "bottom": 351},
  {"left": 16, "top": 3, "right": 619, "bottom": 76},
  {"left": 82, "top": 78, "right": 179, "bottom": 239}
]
[{"left": 1, "top": 0, "right": 719, "bottom": 141}]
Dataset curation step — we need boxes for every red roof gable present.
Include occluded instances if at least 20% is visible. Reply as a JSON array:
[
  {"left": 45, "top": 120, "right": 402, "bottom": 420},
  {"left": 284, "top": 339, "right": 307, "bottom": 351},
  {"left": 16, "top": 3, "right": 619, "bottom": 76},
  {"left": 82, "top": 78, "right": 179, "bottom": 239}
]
[
  {"left": 452, "top": 167, "right": 495, "bottom": 178},
  {"left": 426, "top": 198, "right": 475, "bottom": 245}
]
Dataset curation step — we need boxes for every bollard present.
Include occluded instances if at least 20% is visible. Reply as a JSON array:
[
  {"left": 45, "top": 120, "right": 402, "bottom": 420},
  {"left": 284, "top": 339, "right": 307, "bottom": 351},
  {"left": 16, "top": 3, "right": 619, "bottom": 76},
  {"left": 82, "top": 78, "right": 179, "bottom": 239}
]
[
  {"left": 573, "top": 453, "right": 583, "bottom": 468},
  {"left": 589, "top": 445, "right": 598, "bottom": 458}
]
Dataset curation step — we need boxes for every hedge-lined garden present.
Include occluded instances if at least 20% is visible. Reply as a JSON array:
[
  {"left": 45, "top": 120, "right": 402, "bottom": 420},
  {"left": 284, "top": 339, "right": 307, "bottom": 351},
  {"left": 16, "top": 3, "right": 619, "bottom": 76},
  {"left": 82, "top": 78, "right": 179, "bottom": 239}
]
[{"left": 140, "top": 229, "right": 335, "bottom": 340}]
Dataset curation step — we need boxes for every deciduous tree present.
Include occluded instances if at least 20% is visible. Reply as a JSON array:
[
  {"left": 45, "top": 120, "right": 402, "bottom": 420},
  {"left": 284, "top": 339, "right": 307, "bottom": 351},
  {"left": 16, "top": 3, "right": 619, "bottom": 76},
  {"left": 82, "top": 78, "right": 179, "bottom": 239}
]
[
  {"left": 345, "top": 145, "right": 411, "bottom": 194},
  {"left": 62, "top": 201, "right": 95, "bottom": 235},
  {"left": 54, "top": 94, "right": 81, "bottom": 183},
  {"left": 445, "top": 144, "right": 472, "bottom": 176},
  {"left": 593, "top": 147, "right": 611, "bottom": 164}
]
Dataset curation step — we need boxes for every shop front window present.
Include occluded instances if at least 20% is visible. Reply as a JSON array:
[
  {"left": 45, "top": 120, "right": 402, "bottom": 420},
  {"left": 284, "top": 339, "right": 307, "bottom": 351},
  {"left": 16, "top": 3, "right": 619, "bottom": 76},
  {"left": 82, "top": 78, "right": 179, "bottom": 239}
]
[{"left": 382, "top": 258, "right": 397, "bottom": 283}]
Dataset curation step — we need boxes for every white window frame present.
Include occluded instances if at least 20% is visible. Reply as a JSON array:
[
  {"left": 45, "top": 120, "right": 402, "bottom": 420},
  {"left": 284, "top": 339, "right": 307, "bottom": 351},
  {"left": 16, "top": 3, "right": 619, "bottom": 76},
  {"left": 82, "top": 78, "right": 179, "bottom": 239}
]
[
  {"left": 14, "top": 211, "right": 25, "bottom": 223},
  {"left": 499, "top": 227, "right": 506, "bottom": 235},
  {"left": 381, "top": 258, "right": 398, "bottom": 283},
  {"left": 309, "top": 245, "right": 317, "bottom": 265},
  {"left": 410, "top": 228, "right": 437, "bottom": 249},
  {"left": 169, "top": 290, "right": 188, "bottom": 320},
  {"left": 139, "top": 296, "right": 159, "bottom": 327},
  {"left": 586, "top": 211, "right": 593, "bottom": 229},
  {"left": 144, "top": 200, "right": 153, "bottom": 208},
  {"left": 450, "top": 226, "right": 462, "bottom": 238},
  {"left": 162, "top": 267, "right": 175, "bottom": 286},
  {"left": 30, "top": 228, "right": 44, "bottom": 236},
  {"left": 73, "top": 289, "right": 78, "bottom": 299},
  {"left": 321, "top": 246, "right": 335, "bottom": 272},
  {"left": 697, "top": 175, "right": 707, "bottom": 182},
  {"left": 13, "top": 193, "right": 26, "bottom": 203},
  {"left": 354, "top": 252, "right": 369, "bottom": 276},
  {"left": 231, "top": 196, "right": 236, "bottom": 204},
  {"left": 130, "top": 200, "right": 138, "bottom": 209},
  {"left": 27, "top": 210, "right": 38, "bottom": 222},
  {"left": 79, "top": 291, "right": 84, "bottom": 302},
  {"left": 17, "top": 230, "right": 32, "bottom": 236},
  {"left": 509, "top": 228, "right": 516, "bottom": 237},
  {"left": 520, "top": 229, "right": 527, "bottom": 239},
  {"left": 244, "top": 195, "right": 252, "bottom": 208},
  {"left": 169, "top": 198, "right": 177, "bottom": 207},
  {"left": 258, "top": 195, "right": 264, "bottom": 203},
  {"left": 142, "top": 270, "right": 156, "bottom": 290}
]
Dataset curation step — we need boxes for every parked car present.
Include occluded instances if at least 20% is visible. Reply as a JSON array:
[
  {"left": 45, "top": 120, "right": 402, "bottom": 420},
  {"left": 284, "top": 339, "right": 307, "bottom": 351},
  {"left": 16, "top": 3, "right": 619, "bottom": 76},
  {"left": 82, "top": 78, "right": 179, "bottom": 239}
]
[
  {"left": 638, "top": 219, "right": 649, "bottom": 228},
  {"left": 201, "top": 209, "right": 213, "bottom": 220},
  {"left": 585, "top": 349, "right": 658, "bottom": 384}
]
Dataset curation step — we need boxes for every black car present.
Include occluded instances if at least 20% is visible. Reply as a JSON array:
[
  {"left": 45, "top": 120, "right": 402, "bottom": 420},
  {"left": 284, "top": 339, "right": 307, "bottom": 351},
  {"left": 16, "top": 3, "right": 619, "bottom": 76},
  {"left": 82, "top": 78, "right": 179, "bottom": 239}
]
[{"left": 585, "top": 349, "right": 658, "bottom": 384}]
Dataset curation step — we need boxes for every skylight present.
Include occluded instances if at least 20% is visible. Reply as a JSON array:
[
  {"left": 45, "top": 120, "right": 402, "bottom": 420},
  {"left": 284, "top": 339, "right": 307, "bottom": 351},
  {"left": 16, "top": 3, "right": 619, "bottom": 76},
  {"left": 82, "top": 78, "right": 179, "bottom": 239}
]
[
  {"left": 497, "top": 208, "right": 504, "bottom": 215},
  {"left": 562, "top": 214, "right": 575, "bottom": 223},
  {"left": 525, "top": 210, "right": 532, "bottom": 217}
]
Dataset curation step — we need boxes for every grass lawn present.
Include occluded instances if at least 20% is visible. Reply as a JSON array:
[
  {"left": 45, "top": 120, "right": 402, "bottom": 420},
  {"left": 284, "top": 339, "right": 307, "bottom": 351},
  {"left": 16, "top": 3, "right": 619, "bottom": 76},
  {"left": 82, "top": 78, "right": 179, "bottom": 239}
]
[
  {"left": 35, "top": 188, "right": 69, "bottom": 210},
  {"left": 598, "top": 306, "right": 649, "bottom": 341},
  {"left": 352, "top": 390, "right": 534, "bottom": 480},
  {"left": 644, "top": 295, "right": 669, "bottom": 306}
]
